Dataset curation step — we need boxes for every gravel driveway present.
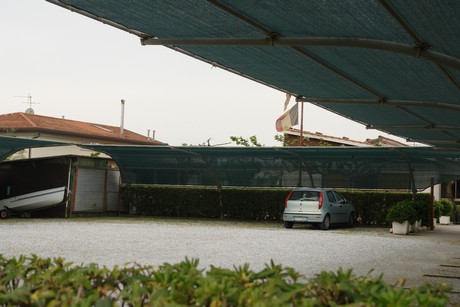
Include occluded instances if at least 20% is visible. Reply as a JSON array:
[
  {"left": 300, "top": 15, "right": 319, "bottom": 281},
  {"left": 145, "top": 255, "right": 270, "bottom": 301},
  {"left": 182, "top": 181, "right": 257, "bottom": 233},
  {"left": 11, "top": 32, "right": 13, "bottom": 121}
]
[{"left": 1, "top": 217, "right": 459, "bottom": 291}]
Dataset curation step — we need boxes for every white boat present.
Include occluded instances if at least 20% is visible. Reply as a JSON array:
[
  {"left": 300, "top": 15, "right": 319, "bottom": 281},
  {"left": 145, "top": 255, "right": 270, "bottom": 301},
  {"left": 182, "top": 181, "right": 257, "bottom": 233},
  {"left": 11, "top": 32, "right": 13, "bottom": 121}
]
[{"left": 0, "top": 186, "right": 66, "bottom": 214}]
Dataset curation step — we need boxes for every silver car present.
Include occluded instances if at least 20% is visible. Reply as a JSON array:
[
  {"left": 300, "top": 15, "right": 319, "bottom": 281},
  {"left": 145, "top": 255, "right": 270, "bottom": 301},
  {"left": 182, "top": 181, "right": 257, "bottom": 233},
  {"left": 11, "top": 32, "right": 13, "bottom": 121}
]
[{"left": 283, "top": 188, "right": 355, "bottom": 230}]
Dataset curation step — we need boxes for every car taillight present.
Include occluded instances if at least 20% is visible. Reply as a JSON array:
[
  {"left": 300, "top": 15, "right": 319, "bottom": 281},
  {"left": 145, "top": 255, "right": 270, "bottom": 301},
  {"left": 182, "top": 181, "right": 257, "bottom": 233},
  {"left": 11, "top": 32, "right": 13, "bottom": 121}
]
[
  {"left": 284, "top": 191, "right": 293, "bottom": 208},
  {"left": 318, "top": 192, "right": 323, "bottom": 209}
]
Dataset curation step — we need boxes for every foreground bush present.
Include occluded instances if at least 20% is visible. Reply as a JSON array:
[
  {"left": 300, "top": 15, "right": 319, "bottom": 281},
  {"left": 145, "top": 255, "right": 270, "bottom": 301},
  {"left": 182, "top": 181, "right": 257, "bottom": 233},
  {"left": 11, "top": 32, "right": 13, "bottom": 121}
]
[{"left": 0, "top": 255, "right": 450, "bottom": 306}]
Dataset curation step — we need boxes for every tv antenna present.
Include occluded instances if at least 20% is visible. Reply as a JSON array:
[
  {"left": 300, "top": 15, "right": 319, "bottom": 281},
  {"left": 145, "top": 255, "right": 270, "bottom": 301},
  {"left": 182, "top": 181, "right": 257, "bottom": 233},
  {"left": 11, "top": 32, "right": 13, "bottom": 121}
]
[{"left": 14, "top": 94, "right": 39, "bottom": 114}]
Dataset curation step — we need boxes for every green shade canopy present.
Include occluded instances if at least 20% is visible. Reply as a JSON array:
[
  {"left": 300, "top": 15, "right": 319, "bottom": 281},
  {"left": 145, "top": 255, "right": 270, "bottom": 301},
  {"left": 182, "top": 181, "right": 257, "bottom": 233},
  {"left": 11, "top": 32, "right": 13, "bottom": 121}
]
[
  {"left": 0, "top": 137, "right": 68, "bottom": 161},
  {"left": 2, "top": 136, "right": 460, "bottom": 190},
  {"left": 81, "top": 144, "right": 460, "bottom": 191},
  {"left": 11, "top": 1, "right": 460, "bottom": 190},
  {"left": 47, "top": 0, "right": 460, "bottom": 149}
]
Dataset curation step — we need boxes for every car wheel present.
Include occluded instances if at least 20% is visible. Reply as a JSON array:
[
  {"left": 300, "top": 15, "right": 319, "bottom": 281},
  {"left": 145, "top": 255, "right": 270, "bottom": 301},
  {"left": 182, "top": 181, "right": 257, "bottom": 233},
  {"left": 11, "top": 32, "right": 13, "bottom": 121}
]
[
  {"left": 284, "top": 221, "right": 294, "bottom": 229},
  {"left": 0, "top": 210, "right": 9, "bottom": 219},
  {"left": 347, "top": 212, "right": 355, "bottom": 228},
  {"left": 320, "top": 214, "right": 330, "bottom": 230}
]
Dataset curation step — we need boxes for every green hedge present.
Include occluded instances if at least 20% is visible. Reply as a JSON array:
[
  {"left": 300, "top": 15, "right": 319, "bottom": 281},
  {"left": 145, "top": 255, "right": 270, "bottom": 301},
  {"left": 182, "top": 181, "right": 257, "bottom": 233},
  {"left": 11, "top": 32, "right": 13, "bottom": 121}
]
[
  {"left": 122, "top": 185, "right": 432, "bottom": 226},
  {"left": 340, "top": 191, "right": 431, "bottom": 226},
  {"left": 0, "top": 255, "right": 450, "bottom": 306},
  {"left": 122, "top": 185, "right": 288, "bottom": 221},
  {"left": 122, "top": 185, "right": 222, "bottom": 218}
]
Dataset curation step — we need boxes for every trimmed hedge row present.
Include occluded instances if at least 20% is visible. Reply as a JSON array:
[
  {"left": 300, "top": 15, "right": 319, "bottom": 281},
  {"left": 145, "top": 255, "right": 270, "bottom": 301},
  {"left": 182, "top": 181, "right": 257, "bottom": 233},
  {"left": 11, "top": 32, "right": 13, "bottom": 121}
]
[
  {"left": 340, "top": 191, "right": 431, "bottom": 226},
  {"left": 122, "top": 185, "right": 287, "bottom": 221},
  {"left": 122, "top": 185, "right": 431, "bottom": 226},
  {"left": 0, "top": 255, "right": 450, "bottom": 306}
]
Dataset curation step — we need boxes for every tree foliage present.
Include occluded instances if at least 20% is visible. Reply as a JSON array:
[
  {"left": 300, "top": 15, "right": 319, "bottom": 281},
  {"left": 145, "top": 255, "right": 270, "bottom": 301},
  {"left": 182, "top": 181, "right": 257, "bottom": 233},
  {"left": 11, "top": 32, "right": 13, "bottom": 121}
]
[{"left": 230, "top": 135, "right": 263, "bottom": 147}]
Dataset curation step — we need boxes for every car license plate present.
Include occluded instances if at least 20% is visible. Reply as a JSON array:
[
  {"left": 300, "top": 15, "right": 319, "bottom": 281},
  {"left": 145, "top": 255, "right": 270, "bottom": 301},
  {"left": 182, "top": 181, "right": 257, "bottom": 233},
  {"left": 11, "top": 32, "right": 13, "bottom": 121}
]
[{"left": 294, "top": 217, "right": 307, "bottom": 222}]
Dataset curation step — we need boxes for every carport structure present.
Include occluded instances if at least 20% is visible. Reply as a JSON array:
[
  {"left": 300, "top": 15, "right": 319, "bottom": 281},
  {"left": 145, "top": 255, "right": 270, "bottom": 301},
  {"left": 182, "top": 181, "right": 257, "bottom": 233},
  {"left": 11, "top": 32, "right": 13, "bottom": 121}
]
[
  {"left": 7, "top": 1, "right": 459, "bottom": 192},
  {"left": 80, "top": 144, "right": 460, "bottom": 192},
  {"left": 47, "top": 0, "right": 460, "bottom": 150},
  {"left": 2, "top": 136, "right": 460, "bottom": 192}
]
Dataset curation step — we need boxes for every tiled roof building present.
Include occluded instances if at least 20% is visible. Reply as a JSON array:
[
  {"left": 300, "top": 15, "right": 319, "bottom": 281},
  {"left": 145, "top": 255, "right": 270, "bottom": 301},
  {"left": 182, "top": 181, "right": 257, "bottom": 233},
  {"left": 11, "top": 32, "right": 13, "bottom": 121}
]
[
  {"left": 0, "top": 112, "right": 164, "bottom": 145},
  {"left": 283, "top": 128, "right": 407, "bottom": 147},
  {"left": 0, "top": 112, "right": 165, "bottom": 159}
]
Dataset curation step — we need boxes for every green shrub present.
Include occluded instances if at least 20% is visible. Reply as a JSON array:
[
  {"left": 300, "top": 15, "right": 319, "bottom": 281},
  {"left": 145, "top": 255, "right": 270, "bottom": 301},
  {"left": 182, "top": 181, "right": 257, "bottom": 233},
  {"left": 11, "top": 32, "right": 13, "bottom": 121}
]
[
  {"left": 0, "top": 255, "right": 450, "bottom": 306},
  {"left": 434, "top": 199, "right": 454, "bottom": 219},
  {"left": 456, "top": 205, "right": 460, "bottom": 222},
  {"left": 386, "top": 200, "right": 418, "bottom": 224},
  {"left": 414, "top": 198, "right": 430, "bottom": 224},
  {"left": 440, "top": 199, "right": 454, "bottom": 217},
  {"left": 434, "top": 201, "right": 442, "bottom": 219}
]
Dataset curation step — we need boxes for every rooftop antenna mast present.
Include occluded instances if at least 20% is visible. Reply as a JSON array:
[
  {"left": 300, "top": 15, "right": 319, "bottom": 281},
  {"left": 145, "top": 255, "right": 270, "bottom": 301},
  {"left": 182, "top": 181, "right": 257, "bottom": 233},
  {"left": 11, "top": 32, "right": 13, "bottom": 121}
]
[{"left": 14, "top": 94, "right": 39, "bottom": 114}]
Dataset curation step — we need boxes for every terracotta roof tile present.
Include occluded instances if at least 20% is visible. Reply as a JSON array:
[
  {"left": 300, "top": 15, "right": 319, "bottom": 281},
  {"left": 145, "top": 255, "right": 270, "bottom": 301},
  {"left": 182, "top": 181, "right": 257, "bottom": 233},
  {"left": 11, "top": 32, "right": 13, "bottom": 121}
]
[
  {"left": 286, "top": 128, "right": 371, "bottom": 146},
  {"left": 0, "top": 112, "right": 165, "bottom": 145},
  {"left": 286, "top": 128, "right": 406, "bottom": 147}
]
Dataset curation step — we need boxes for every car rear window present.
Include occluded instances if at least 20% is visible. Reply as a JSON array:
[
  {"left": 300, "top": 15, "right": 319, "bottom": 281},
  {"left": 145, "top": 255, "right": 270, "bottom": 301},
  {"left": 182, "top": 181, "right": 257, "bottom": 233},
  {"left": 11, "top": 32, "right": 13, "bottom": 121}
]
[{"left": 289, "top": 191, "right": 319, "bottom": 201}]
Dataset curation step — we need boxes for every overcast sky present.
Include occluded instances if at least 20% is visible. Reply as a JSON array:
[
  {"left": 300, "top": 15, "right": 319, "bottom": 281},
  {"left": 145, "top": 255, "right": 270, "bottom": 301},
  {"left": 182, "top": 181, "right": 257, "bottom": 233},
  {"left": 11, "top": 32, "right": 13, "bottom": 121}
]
[{"left": 1, "top": 1, "right": 407, "bottom": 146}]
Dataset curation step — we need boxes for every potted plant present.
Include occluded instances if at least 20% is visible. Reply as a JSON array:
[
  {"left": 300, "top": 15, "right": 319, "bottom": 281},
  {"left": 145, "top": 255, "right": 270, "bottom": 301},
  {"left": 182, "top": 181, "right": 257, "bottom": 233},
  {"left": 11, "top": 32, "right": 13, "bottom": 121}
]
[
  {"left": 437, "top": 200, "right": 454, "bottom": 225},
  {"left": 386, "top": 200, "right": 418, "bottom": 235}
]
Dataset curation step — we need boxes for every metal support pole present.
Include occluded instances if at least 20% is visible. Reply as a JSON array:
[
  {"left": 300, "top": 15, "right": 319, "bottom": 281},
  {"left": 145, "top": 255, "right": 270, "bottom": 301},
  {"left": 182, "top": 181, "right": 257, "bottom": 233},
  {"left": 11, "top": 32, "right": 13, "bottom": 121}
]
[
  {"left": 300, "top": 102, "right": 304, "bottom": 146},
  {"left": 297, "top": 158, "right": 303, "bottom": 187},
  {"left": 397, "top": 150, "right": 417, "bottom": 198},
  {"left": 430, "top": 177, "right": 435, "bottom": 230}
]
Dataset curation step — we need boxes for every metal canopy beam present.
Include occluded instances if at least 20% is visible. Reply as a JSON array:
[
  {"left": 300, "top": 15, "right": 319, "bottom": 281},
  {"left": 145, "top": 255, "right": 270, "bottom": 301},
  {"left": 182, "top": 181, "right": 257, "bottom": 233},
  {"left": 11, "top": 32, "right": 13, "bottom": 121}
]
[
  {"left": 295, "top": 97, "right": 460, "bottom": 112},
  {"left": 407, "top": 139, "right": 460, "bottom": 144},
  {"left": 367, "top": 124, "right": 460, "bottom": 131},
  {"left": 378, "top": 0, "right": 426, "bottom": 47},
  {"left": 378, "top": 0, "right": 460, "bottom": 100},
  {"left": 392, "top": 106, "right": 457, "bottom": 143},
  {"left": 141, "top": 37, "right": 460, "bottom": 70},
  {"left": 165, "top": 0, "right": 386, "bottom": 100},
  {"left": 206, "top": 0, "right": 276, "bottom": 37},
  {"left": 291, "top": 47, "right": 384, "bottom": 98},
  {"left": 437, "top": 65, "right": 460, "bottom": 91},
  {"left": 204, "top": 0, "right": 386, "bottom": 101},
  {"left": 396, "top": 149, "right": 418, "bottom": 197},
  {"left": 396, "top": 106, "right": 434, "bottom": 127}
]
